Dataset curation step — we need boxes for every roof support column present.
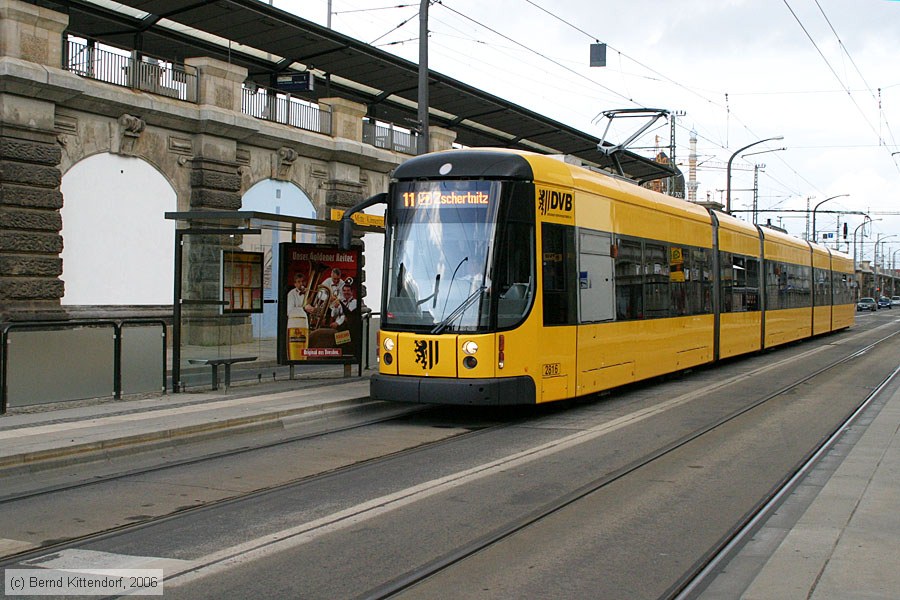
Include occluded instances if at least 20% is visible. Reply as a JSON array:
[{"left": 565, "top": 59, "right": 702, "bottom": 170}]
[
  {"left": 416, "top": 0, "right": 429, "bottom": 155},
  {"left": 0, "top": 0, "right": 68, "bottom": 321}
]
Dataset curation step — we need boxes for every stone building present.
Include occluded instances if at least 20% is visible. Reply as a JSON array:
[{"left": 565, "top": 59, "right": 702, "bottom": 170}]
[{"left": 0, "top": 0, "right": 459, "bottom": 323}]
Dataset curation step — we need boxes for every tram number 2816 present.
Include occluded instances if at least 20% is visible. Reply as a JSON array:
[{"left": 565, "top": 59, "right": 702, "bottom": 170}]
[{"left": 543, "top": 363, "right": 561, "bottom": 377}]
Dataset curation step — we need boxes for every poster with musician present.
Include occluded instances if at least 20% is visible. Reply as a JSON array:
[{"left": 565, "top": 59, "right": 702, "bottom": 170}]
[{"left": 277, "top": 243, "right": 361, "bottom": 364}]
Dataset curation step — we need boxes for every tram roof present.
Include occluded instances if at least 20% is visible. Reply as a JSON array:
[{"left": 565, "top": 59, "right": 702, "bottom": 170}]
[{"left": 36, "top": 0, "right": 676, "bottom": 183}]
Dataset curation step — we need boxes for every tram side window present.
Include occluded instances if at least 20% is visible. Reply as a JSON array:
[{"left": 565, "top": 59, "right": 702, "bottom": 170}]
[
  {"left": 720, "top": 253, "right": 760, "bottom": 313},
  {"left": 614, "top": 240, "right": 712, "bottom": 320},
  {"left": 790, "top": 264, "right": 812, "bottom": 308},
  {"left": 814, "top": 268, "right": 830, "bottom": 306},
  {"left": 542, "top": 223, "right": 577, "bottom": 326},
  {"left": 833, "top": 272, "right": 853, "bottom": 305},
  {"left": 496, "top": 220, "right": 535, "bottom": 328},
  {"left": 745, "top": 258, "right": 760, "bottom": 310},
  {"left": 615, "top": 240, "right": 643, "bottom": 319},
  {"left": 644, "top": 243, "right": 670, "bottom": 318},
  {"left": 670, "top": 246, "right": 711, "bottom": 316},
  {"left": 689, "top": 247, "right": 713, "bottom": 314},
  {"left": 766, "top": 261, "right": 785, "bottom": 311},
  {"left": 720, "top": 251, "right": 734, "bottom": 313},
  {"left": 767, "top": 261, "right": 811, "bottom": 310},
  {"left": 670, "top": 246, "right": 688, "bottom": 317}
]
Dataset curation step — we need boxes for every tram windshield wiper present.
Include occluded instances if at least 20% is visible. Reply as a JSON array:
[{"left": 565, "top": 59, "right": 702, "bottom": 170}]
[
  {"left": 415, "top": 273, "right": 441, "bottom": 308},
  {"left": 431, "top": 285, "right": 486, "bottom": 335}
]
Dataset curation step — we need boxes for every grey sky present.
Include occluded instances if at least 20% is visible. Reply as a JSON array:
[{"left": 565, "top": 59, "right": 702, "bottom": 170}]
[{"left": 277, "top": 0, "right": 900, "bottom": 254}]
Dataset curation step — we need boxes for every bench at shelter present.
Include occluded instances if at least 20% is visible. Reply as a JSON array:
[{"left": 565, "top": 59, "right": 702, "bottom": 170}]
[{"left": 187, "top": 356, "right": 257, "bottom": 390}]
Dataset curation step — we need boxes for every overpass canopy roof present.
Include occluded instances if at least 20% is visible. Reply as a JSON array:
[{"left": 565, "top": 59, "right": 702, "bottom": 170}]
[
  {"left": 37, "top": 0, "right": 678, "bottom": 183},
  {"left": 164, "top": 210, "right": 384, "bottom": 235}
]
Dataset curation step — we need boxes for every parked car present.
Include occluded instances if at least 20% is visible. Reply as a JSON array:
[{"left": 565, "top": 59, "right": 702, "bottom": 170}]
[
  {"left": 857, "top": 297, "right": 877, "bottom": 312},
  {"left": 892, "top": 296, "right": 900, "bottom": 307},
  {"left": 877, "top": 297, "right": 892, "bottom": 309}
]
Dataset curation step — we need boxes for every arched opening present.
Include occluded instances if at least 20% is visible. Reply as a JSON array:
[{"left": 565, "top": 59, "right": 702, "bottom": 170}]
[
  {"left": 60, "top": 153, "right": 176, "bottom": 306},
  {"left": 241, "top": 179, "right": 315, "bottom": 338}
]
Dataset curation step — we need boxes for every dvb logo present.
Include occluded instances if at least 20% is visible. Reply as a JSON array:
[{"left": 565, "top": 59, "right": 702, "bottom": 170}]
[{"left": 539, "top": 189, "right": 573, "bottom": 215}]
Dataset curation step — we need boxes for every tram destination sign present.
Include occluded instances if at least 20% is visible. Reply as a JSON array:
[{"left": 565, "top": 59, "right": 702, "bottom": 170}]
[
  {"left": 397, "top": 181, "right": 494, "bottom": 211},
  {"left": 401, "top": 189, "right": 490, "bottom": 208}
]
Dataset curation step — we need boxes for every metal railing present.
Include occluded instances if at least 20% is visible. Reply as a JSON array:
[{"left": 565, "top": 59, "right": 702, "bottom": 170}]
[
  {"left": 1, "top": 319, "right": 168, "bottom": 415},
  {"left": 241, "top": 84, "right": 332, "bottom": 135},
  {"left": 362, "top": 119, "right": 418, "bottom": 155},
  {"left": 64, "top": 36, "right": 198, "bottom": 103}
]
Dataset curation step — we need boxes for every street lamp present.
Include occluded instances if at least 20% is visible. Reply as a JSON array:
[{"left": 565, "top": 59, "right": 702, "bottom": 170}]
[
  {"left": 811, "top": 194, "right": 849, "bottom": 243},
  {"left": 852, "top": 216, "right": 875, "bottom": 270},
  {"left": 873, "top": 233, "right": 897, "bottom": 297},
  {"left": 875, "top": 234, "right": 896, "bottom": 264},
  {"left": 726, "top": 136, "right": 784, "bottom": 213},
  {"left": 739, "top": 148, "right": 785, "bottom": 225},
  {"left": 892, "top": 247, "right": 900, "bottom": 296}
]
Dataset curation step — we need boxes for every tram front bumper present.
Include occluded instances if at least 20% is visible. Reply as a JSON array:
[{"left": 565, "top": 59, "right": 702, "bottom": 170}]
[{"left": 371, "top": 373, "right": 536, "bottom": 405}]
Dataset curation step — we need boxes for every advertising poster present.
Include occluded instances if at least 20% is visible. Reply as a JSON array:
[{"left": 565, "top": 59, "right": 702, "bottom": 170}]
[{"left": 278, "top": 243, "right": 361, "bottom": 364}]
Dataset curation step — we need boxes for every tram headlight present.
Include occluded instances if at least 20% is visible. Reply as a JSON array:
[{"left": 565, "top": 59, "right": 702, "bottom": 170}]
[
  {"left": 462, "top": 340, "right": 479, "bottom": 355},
  {"left": 383, "top": 337, "right": 395, "bottom": 352}
]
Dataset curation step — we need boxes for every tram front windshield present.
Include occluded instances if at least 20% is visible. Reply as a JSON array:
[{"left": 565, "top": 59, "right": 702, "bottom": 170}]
[{"left": 384, "top": 180, "right": 501, "bottom": 332}]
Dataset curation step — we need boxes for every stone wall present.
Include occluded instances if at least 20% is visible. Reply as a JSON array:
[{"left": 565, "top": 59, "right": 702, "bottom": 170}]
[
  {"left": 0, "top": 124, "right": 64, "bottom": 320},
  {"left": 0, "top": 0, "right": 458, "bottom": 324}
]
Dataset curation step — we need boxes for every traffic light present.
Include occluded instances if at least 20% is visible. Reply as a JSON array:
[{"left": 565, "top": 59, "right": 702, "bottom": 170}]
[{"left": 843, "top": 223, "right": 848, "bottom": 240}]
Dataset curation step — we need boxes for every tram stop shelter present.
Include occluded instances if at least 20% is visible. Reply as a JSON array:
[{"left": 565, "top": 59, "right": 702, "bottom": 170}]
[{"left": 165, "top": 210, "right": 384, "bottom": 392}]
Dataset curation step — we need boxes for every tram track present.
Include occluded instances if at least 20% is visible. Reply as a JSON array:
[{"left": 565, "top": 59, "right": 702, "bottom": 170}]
[
  {"left": 0, "top": 404, "right": 429, "bottom": 506},
  {"left": 3, "top": 322, "right": 896, "bottom": 596},
  {"left": 0, "top": 405, "right": 524, "bottom": 564},
  {"left": 144, "top": 324, "right": 900, "bottom": 598},
  {"left": 354, "top": 328, "right": 900, "bottom": 600},
  {"left": 670, "top": 362, "right": 900, "bottom": 600},
  {"left": 6, "top": 321, "right": 889, "bottom": 512}
]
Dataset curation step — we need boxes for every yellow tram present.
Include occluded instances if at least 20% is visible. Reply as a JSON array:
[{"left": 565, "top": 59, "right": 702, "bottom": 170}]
[{"left": 343, "top": 149, "right": 856, "bottom": 405}]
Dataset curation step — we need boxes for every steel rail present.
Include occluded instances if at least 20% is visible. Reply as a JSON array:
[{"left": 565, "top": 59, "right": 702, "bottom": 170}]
[
  {"left": 0, "top": 405, "right": 524, "bottom": 565},
  {"left": 669, "top": 362, "right": 900, "bottom": 600},
  {"left": 0, "top": 404, "right": 425, "bottom": 505},
  {"left": 357, "top": 330, "right": 900, "bottom": 600},
  {"left": 3, "top": 322, "right": 893, "bottom": 582}
]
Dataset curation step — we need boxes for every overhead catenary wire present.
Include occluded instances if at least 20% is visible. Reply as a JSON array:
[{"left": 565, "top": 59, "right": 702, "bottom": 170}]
[
  {"left": 518, "top": 0, "right": 797, "bottom": 180},
  {"left": 433, "top": 1, "right": 639, "bottom": 106},
  {"left": 500, "top": 0, "right": 813, "bottom": 195},
  {"left": 368, "top": 3, "right": 422, "bottom": 45},
  {"left": 509, "top": 0, "right": 895, "bottom": 198},
  {"left": 780, "top": 0, "right": 883, "bottom": 146},
  {"left": 334, "top": 3, "right": 418, "bottom": 15},
  {"left": 812, "top": 0, "right": 899, "bottom": 151},
  {"left": 319, "top": 0, "right": 894, "bottom": 228}
]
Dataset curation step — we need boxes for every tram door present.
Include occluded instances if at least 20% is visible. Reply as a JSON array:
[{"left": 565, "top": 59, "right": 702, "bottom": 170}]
[
  {"left": 575, "top": 230, "right": 621, "bottom": 395},
  {"left": 540, "top": 223, "right": 577, "bottom": 402},
  {"left": 578, "top": 230, "right": 615, "bottom": 322}
]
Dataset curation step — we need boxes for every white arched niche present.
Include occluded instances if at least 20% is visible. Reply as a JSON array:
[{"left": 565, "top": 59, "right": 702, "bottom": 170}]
[{"left": 60, "top": 153, "right": 175, "bottom": 305}]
